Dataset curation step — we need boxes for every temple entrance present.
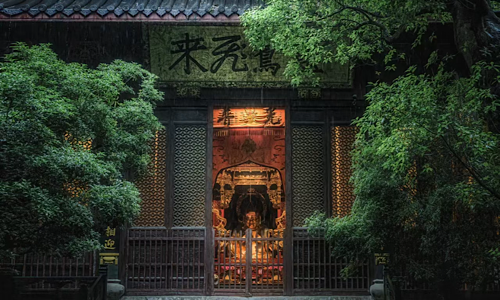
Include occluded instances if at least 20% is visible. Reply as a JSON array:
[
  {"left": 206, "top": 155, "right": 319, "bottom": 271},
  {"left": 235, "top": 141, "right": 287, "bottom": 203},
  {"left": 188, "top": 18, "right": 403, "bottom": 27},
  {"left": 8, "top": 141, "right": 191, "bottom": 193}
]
[
  {"left": 212, "top": 162, "right": 285, "bottom": 294},
  {"left": 211, "top": 107, "right": 286, "bottom": 295}
]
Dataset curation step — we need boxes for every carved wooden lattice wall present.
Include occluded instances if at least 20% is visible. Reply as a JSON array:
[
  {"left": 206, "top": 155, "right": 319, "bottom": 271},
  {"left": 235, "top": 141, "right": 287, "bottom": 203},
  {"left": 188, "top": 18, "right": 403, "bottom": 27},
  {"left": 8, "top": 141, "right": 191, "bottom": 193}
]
[
  {"left": 135, "top": 129, "right": 167, "bottom": 227},
  {"left": 331, "top": 126, "right": 357, "bottom": 217},
  {"left": 173, "top": 126, "right": 206, "bottom": 227},
  {"left": 292, "top": 126, "right": 324, "bottom": 226}
]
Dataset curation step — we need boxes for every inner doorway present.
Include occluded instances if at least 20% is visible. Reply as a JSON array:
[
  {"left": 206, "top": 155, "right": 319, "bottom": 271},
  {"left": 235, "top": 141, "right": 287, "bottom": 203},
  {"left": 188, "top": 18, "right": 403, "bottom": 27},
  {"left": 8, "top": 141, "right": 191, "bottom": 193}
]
[{"left": 211, "top": 107, "right": 286, "bottom": 295}]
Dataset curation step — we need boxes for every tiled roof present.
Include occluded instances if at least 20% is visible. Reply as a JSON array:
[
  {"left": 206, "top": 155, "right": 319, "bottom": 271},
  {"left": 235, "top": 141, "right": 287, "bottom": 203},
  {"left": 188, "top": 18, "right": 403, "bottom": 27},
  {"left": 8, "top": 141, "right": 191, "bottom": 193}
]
[{"left": 0, "top": 0, "right": 262, "bottom": 18}]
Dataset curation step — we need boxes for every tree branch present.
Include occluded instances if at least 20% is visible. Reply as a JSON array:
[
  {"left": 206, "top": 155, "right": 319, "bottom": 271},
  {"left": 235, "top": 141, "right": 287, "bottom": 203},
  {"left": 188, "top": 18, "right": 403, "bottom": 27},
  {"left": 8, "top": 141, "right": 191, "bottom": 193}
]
[
  {"left": 316, "top": 6, "right": 348, "bottom": 21},
  {"left": 412, "top": 119, "right": 500, "bottom": 201},
  {"left": 329, "top": 0, "right": 403, "bottom": 43},
  {"left": 440, "top": 133, "right": 500, "bottom": 201},
  {"left": 343, "top": 5, "right": 387, "bottom": 19}
]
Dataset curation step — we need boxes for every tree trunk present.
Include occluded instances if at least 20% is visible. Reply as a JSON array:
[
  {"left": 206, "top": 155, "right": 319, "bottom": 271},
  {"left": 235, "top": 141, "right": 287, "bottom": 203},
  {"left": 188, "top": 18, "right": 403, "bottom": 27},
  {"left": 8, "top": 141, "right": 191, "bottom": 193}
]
[
  {"left": 452, "top": 0, "right": 500, "bottom": 69},
  {"left": 452, "top": 0, "right": 500, "bottom": 135}
]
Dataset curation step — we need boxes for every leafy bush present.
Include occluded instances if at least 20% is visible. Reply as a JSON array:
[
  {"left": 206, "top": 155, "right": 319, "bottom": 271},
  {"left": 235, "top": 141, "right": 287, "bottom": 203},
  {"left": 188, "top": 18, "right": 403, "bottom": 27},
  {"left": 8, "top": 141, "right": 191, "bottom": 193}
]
[{"left": 0, "top": 43, "right": 163, "bottom": 258}]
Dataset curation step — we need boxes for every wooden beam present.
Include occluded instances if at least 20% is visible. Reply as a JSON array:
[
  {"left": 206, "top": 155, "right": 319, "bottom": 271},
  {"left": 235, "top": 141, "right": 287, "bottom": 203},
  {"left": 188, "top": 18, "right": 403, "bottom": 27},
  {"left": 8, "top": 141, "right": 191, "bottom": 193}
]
[
  {"left": 284, "top": 100, "right": 294, "bottom": 296},
  {"left": 204, "top": 104, "right": 214, "bottom": 296},
  {"left": 165, "top": 110, "right": 174, "bottom": 229}
]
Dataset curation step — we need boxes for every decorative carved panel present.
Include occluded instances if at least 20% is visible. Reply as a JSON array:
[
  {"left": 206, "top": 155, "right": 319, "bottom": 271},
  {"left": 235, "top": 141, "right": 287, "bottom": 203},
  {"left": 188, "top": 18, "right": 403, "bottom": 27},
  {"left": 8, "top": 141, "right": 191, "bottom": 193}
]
[
  {"left": 135, "top": 129, "right": 167, "bottom": 227},
  {"left": 331, "top": 126, "right": 357, "bottom": 217},
  {"left": 292, "top": 126, "right": 324, "bottom": 227},
  {"left": 173, "top": 126, "right": 206, "bottom": 227},
  {"left": 212, "top": 127, "right": 285, "bottom": 186}
]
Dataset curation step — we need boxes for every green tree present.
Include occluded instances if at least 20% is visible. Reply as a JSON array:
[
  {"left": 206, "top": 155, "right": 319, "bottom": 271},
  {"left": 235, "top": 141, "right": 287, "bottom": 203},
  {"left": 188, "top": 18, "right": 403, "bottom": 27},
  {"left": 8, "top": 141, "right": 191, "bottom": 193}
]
[
  {"left": 243, "top": 0, "right": 500, "bottom": 297},
  {"left": 0, "top": 44, "right": 163, "bottom": 258},
  {"left": 243, "top": 0, "right": 500, "bottom": 82}
]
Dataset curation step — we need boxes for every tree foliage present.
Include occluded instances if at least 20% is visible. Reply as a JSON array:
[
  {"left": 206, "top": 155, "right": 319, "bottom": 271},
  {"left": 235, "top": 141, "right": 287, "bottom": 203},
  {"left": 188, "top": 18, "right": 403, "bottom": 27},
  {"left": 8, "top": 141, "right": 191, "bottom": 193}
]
[
  {"left": 0, "top": 44, "right": 163, "bottom": 258},
  {"left": 242, "top": 0, "right": 450, "bottom": 84},
  {"left": 243, "top": 0, "right": 500, "bottom": 296},
  {"left": 243, "top": 0, "right": 500, "bottom": 82},
  {"left": 308, "top": 63, "right": 500, "bottom": 293}
]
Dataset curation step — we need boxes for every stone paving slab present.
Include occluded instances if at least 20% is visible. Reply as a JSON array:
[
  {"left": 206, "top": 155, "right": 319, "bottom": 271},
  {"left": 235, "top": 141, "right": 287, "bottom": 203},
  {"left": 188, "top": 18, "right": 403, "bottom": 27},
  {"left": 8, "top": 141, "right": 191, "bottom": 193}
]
[{"left": 123, "top": 296, "right": 371, "bottom": 300}]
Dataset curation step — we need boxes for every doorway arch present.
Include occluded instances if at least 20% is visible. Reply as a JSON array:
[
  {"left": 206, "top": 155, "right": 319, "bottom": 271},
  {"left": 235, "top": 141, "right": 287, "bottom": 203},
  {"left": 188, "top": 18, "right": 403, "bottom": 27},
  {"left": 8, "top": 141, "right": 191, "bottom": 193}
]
[
  {"left": 212, "top": 161, "right": 285, "bottom": 294},
  {"left": 212, "top": 160, "right": 285, "bottom": 232}
]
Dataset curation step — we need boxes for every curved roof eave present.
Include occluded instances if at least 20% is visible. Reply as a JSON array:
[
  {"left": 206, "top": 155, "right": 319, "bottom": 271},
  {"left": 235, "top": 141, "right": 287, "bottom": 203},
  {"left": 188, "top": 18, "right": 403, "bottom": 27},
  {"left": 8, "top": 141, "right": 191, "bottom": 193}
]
[{"left": 0, "top": 0, "right": 265, "bottom": 21}]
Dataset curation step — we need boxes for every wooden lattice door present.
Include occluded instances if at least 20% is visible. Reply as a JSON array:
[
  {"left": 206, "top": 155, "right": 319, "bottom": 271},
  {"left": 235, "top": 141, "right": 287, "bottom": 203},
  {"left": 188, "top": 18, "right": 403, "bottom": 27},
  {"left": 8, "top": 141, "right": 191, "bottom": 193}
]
[{"left": 213, "top": 229, "right": 284, "bottom": 295}]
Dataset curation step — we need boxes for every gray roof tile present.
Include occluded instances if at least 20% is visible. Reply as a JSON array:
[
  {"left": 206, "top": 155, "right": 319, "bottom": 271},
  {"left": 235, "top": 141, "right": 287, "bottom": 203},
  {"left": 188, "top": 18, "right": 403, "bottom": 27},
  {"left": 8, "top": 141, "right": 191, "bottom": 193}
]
[{"left": 0, "top": 0, "right": 258, "bottom": 17}]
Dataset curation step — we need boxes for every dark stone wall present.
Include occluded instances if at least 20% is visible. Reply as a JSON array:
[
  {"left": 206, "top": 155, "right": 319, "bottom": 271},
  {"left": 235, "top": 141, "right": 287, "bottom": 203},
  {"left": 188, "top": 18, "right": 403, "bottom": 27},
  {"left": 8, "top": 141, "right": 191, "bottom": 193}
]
[{"left": 0, "top": 22, "right": 144, "bottom": 67}]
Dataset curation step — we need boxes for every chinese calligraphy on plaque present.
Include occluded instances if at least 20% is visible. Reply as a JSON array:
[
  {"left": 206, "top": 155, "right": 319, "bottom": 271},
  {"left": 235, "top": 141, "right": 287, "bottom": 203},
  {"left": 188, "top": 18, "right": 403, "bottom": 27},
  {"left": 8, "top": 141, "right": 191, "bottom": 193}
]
[
  {"left": 166, "top": 32, "right": 275, "bottom": 76},
  {"left": 100, "top": 226, "right": 119, "bottom": 265},
  {"left": 169, "top": 33, "right": 208, "bottom": 74},
  {"left": 213, "top": 107, "right": 285, "bottom": 128},
  {"left": 149, "top": 25, "right": 351, "bottom": 88}
]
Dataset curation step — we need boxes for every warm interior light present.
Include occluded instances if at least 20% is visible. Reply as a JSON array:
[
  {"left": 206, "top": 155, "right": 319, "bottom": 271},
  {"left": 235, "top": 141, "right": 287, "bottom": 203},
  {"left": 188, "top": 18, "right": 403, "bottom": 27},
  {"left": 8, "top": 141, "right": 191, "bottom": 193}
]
[
  {"left": 134, "top": 129, "right": 167, "bottom": 227},
  {"left": 213, "top": 107, "right": 285, "bottom": 128},
  {"left": 332, "top": 126, "right": 357, "bottom": 217}
]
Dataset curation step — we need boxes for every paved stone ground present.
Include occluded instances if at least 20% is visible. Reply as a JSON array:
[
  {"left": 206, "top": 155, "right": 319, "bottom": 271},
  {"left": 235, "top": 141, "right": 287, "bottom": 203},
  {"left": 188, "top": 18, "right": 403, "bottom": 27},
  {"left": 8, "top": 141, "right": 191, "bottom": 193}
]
[{"left": 123, "top": 296, "right": 371, "bottom": 300}]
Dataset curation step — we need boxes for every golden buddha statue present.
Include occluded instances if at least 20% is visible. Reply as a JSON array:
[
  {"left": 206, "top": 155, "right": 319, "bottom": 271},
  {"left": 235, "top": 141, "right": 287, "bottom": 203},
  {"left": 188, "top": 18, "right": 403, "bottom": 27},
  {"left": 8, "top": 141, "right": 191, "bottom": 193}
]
[{"left": 229, "top": 211, "right": 273, "bottom": 263}]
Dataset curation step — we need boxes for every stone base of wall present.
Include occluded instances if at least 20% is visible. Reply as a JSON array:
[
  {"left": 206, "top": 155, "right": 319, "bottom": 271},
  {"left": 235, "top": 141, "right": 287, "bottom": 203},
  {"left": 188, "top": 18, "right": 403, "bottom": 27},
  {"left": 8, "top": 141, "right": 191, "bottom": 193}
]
[{"left": 123, "top": 297, "right": 371, "bottom": 300}]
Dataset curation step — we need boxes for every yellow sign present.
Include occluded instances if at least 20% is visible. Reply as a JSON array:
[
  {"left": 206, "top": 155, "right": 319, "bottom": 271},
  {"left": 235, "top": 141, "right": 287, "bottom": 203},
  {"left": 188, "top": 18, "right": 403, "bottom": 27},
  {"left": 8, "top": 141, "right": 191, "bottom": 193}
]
[
  {"left": 106, "top": 226, "right": 116, "bottom": 237},
  {"left": 375, "top": 253, "right": 390, "bottom": 265},
  {"left": 213, "top": 107, "right": 285, "bottom": 128},
  {"left": 149, "top": 25, "right": 351, "bottom": 88},
  {"left": 99, "top": 253, "right": 119, "bottom": 265},
  {"left": 104, "top": 239, "right": 116, "bottom": 250}
]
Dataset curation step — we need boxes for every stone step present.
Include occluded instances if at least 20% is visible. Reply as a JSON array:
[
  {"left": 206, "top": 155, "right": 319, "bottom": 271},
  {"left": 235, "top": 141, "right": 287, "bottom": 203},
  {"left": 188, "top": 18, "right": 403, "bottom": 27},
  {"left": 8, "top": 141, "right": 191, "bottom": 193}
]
[{"left": 123, "top": 296, "right": 371, "bottom": 300}]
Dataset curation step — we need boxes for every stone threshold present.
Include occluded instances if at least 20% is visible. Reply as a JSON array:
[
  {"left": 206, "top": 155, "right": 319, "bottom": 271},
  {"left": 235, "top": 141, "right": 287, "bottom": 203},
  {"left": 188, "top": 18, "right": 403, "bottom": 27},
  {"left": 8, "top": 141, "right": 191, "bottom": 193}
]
[{"left": 122, "top": 296, "right": 371, "bottom": 300}]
